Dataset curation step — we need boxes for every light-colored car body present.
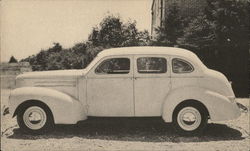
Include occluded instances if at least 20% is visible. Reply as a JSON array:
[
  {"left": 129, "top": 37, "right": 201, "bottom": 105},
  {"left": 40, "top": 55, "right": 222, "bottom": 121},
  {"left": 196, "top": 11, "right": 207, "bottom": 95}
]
[{"left": 9, "top": 47, "right": 241, "bottom": 125}]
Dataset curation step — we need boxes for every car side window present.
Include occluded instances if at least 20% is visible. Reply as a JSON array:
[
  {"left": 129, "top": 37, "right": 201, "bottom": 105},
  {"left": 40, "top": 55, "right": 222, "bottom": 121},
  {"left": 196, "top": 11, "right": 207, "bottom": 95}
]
[
  {"left": 137, "top": 57, "right": 167, "bottom": 73},
  {"left": 172, "top": 58, "right": 194, "bottom": 73},
  {"left": 95, "top": 58, "right": 130, "bottom": 74}
]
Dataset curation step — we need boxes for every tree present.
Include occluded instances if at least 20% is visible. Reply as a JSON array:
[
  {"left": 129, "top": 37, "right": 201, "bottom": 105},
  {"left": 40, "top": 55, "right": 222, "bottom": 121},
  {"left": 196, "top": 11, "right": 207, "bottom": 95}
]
[
  {"left": 48, "top": 43, "right": 62, "bottom": 53},
  {"left": 88, "top": 15, "right": 123, "bottom": 47},
  {"left": 152, "top": 3, "right": 184, "bottom": 46},
  {"left": 8, "top": 56, "right": 18, "bottom": 63},
  {"left": 177, "top": 14, "right": 216, "bottom": 63},
  {"left": 178, "top": 0, "right": 249, "bottom": 97},
  {"left": 88, "top": 15, "right": 150, "bottom": 48},
  {"left": 21, "top": 14, "right": 150, "bottom": 71},
  {"left": 137, "top": 30, "right": 151, "bottom": 46}
]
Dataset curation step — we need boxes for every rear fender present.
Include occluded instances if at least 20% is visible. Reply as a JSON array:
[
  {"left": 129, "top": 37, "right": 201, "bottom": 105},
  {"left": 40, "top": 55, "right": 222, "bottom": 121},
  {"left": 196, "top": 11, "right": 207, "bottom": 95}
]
[{"left": 162, "top": 87, "right": 240, "bottom": 122}]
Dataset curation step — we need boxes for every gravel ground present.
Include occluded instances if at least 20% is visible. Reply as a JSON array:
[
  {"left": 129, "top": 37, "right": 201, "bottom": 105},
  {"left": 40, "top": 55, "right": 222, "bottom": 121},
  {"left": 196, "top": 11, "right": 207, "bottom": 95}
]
[{"left": 1, "top": 89, "right": 249, "bottom": 151}]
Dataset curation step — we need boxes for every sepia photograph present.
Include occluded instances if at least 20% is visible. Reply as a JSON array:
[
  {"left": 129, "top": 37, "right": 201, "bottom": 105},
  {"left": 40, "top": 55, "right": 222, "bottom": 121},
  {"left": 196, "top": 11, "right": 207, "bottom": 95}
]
[{"left": 1, "top": 0, "right": 249, "bottom": 150}]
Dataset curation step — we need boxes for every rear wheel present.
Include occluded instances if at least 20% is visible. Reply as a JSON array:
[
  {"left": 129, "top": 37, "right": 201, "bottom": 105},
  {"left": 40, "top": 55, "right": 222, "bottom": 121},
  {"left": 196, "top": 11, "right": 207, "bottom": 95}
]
[
  {"left": 173, "top": 103, "right": 208, "bottom": 135},
  {"left": 17, "top": 103, "right": 54, "bottom": 134}
]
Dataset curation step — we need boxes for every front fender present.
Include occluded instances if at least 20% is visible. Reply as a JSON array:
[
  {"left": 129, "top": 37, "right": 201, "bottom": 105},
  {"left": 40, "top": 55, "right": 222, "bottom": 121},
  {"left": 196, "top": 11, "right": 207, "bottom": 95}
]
[
  {"left": 162, "top": 87, "right": 240, "bottom": 122},
  {"left": 9, "top": 87, "right": 87, "bottom": 124}
]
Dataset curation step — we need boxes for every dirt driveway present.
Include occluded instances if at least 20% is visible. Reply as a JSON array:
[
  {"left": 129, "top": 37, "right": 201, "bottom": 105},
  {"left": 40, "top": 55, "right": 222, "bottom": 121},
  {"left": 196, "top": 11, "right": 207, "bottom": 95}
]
[{"left": 1, "top": 89, "right": 249, "bottom": 151}]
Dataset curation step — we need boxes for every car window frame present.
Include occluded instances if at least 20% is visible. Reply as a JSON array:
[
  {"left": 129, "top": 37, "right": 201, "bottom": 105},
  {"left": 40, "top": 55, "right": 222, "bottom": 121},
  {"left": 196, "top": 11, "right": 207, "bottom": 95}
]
[
  {"left": 95, "top": 57, "right": 131, "bottom": 75},
  {"left": 134, "top": 55, "right": 170, "bottom": 78},
  {"left": 172, "top": 58, "right": 194, "bottom": 74},
  {"left": 136, "top": 57, "right": 167, "bottom": 74}
]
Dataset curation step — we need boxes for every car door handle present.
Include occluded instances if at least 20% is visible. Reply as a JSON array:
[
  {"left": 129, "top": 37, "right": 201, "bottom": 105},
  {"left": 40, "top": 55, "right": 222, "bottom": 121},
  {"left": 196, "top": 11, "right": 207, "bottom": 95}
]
[{"left": 134, "top": 77, "right": 137, "bottom": 80}]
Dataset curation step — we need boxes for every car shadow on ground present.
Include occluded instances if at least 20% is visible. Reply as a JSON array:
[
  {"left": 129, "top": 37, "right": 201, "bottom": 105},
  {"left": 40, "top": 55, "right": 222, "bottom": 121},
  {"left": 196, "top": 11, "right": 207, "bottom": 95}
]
[{"left": 8, "top": 117, "right": 245, "bottom": 142}]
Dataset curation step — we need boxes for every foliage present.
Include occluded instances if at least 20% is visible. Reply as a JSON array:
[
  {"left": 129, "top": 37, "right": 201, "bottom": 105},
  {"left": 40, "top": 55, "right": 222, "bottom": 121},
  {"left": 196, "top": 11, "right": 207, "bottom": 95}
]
[
  {"left": 88, "top": 15, "right": 150, "bottom": 47},
  {"left": 178, "top": 0, "right": 249, "bottom": 96},
  {"left": 152, "top": 3, "right": 184, "bottom": 46},
  {"left": 177, "top": 14, "right": 216, "bottom": 61},
  {"left": 21, "top": 42, "right": 88, "bottom": 70},
  {"left": 8, "top": 56, "right": 18, "bottom": 63},
  {"left": 152, "top": 0, "right": 249, "bottom": 96},
  {"left": 21, "top": 15, "right": 150, "bottom": 71},
  {"left": 178, "top": 0, "right": 249, "bottom": 68}
]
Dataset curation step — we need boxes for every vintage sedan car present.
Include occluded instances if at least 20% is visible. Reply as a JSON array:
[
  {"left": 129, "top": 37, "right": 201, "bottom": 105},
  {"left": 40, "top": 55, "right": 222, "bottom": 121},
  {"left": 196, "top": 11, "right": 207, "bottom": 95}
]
[{"left": 9, "top": 47, "right": 241, "bottom": 135}]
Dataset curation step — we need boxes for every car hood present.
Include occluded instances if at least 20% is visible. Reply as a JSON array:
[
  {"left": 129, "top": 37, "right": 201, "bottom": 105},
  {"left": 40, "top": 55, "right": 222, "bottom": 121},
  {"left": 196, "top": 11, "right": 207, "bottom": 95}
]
[{"left": 17, "top": 69, "right": 87, "bottom": 79}]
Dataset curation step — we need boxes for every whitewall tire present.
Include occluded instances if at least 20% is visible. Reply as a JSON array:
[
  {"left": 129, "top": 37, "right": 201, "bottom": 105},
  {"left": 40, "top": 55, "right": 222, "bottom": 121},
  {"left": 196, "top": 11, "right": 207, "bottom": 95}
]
[
  {"left": 173, "top": 103, "right": 208, "bottom": 135},
  {"left": 17, "top": 102, "right": 54, "bottom": 134}
]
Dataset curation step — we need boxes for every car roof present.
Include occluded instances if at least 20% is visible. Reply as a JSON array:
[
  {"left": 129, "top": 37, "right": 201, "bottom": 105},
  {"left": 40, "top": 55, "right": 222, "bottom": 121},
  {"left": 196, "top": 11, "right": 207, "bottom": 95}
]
[
  {"left": 85, "top": 46, "right": 207, "bottom": 72},
  {"left": 98, "top": 46, "right": 198, "bottom": 59}
]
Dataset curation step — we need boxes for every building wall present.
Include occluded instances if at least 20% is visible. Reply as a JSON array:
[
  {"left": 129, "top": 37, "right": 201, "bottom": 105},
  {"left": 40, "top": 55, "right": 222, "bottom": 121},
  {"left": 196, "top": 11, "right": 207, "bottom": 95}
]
[
  {"left": 151, "top": 0, "right": 207, "bottom": 39},
  {"left": 0, "top": 62, "right": 32, "bottom": 89},
  {"left": 164, "top": 0, "right": 207, "bottom": 17},
  {"left": 151, "top": 0, "right": 163, "bottom": 39}
]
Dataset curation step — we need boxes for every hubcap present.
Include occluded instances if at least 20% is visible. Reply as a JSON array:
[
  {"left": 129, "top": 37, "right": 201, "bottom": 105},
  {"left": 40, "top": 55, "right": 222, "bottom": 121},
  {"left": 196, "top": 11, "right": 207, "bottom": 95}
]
[
  {"left": 23, "top": 106, "right": 47, "bottom": 130},
  {"left": 177, "top": 107, "right": 201, "bottom": 131}
]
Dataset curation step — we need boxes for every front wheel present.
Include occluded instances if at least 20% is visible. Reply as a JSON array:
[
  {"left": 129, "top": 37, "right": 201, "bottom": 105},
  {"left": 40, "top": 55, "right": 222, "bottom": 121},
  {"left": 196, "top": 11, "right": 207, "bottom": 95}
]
[
  {"left": 17, "top": 103, "right": 54, "bottom": 134},
  {"left": 173, "top": 104, "right": 208, "bottom": 135}
]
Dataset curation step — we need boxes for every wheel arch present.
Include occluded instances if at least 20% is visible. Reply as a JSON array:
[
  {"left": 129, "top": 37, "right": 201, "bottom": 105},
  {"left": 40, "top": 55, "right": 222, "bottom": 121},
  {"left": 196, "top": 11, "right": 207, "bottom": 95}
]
[
  {"left": 172, "top": 99, "right": 210, "bottom": 120},
  {"left": 10, "top": 87, "right": 87, "bottom": 124},
  {"left": 13, "top": 99, "right": 54, "bottom": 122},
  {"left": 162, "top": 86, "right": 240, "bottom": 122},
  {"left": 162, "top": 86, "right": 211, "bottom": 122}
]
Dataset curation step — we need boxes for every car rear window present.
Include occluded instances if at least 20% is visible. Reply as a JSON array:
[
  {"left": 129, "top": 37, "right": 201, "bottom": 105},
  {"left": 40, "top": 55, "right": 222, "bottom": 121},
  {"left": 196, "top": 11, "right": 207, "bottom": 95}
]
[{"left": 172, "top": 58, "right": 194, "bottom": 73}]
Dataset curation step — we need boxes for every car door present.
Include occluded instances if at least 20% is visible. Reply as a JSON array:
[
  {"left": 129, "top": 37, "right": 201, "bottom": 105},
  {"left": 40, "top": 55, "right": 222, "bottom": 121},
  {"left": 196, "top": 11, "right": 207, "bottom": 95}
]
[
  {"left": 86, "top": 55, "right": 134, "bottom": 116},
  {"left": 134, "top": 55, "right": 171, "bottom": 116}
]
